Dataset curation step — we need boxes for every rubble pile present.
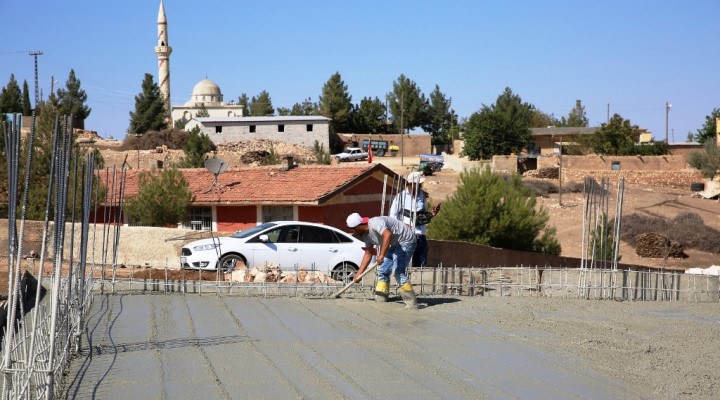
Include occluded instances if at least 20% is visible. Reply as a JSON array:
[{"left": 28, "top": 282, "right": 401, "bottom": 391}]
[
  {"left": 240, "top": 150, "right": 270, "bottom": 164},
  {"left": 216, "top": 139, "right": 316, "bottom": 164},
  {"left": 226, "top": 263, "right": 339, "bottom": 284},
  {"left": 525, "top": 167, "right": 560, "bottom": 179},
  {"left": 634, "top": 232, "right": 688, "bottom": 259}
]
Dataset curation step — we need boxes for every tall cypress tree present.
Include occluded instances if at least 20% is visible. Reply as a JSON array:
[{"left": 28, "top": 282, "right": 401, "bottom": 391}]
[
  {"left": 22, "top": 80, "right": 32, "bottom": 116},
  {"left": 56, "top": 69, "right": 91, "bottom": 129},
  {"left": 249, "top": 91, "right": 274, "bottom": 116},
  {"left": 318, "top": 72, "right": 352, "bottom": 133},
  {"left": 0, "top": 74, "right": 23, "bottom": 113},
  {"left": 129, "top": 73, "right": 168, "bottom": 135},
  {"left": 423, "top": 84, "right": 456, "bottom": 143},
  {"left": 388, "top": 74, "right": 427, "bottom": 134}
]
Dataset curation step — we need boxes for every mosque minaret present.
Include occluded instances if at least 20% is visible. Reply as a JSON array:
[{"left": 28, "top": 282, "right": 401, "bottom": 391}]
[{"left": 155, "top": 0, "right": 172, "bottom": 125}]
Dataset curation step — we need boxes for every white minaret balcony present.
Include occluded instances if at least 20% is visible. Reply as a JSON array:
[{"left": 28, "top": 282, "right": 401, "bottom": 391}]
[{"left": 155, "top": 46, "right": 172, "bottom": 55}]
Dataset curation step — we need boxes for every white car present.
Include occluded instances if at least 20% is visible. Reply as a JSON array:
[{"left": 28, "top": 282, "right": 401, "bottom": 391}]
[{"left": 180, "top": 221, "right": 364, "bottom": 282}]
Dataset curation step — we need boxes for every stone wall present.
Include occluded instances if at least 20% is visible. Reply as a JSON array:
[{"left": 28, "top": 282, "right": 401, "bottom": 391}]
[{"left": 539, "top": 154, "right": 689, "bottom": 170}]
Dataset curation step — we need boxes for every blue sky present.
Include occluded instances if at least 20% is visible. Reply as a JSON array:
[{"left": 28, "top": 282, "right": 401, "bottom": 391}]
[{"left": 2, "top": 0, "right": 718, "bottom": 141}]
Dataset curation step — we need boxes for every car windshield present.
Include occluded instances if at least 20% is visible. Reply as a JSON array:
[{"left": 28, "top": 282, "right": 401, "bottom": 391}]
[{"left": 231, "top": 222, "right": 277, "bottom": 239}]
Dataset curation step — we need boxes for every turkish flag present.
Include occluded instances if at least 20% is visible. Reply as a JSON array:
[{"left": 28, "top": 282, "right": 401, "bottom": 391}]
[{"left": 368, "top": 142, "right": 373, "bottom": 163}]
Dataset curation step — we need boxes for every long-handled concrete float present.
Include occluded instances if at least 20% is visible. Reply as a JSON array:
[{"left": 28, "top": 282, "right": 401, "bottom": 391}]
[{"left": 333, "top": 263, "right": 379, "bottom": 298}]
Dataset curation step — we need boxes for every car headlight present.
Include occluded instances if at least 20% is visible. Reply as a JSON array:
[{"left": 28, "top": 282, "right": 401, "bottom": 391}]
[{"left": 193, "top": 243, "right": 220, "bottom": 251}]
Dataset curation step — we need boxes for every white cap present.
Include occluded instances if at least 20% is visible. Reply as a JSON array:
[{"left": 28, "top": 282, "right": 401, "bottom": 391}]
[
  {"left": 406, "top": 171, "right": 426, "bottom": 184},
  {"left": 346, "top": 213, "right": 368, "bottom": 228}
]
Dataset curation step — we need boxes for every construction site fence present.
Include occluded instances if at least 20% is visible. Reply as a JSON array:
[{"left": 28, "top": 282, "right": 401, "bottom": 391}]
[{"left": 88, "top": 266, "right": 719, "bottom": 303}]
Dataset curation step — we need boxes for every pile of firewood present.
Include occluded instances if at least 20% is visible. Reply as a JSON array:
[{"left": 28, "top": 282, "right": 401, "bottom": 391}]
[
  {"left": 634, "top": 232, "right": 688, "bottom": 259},
  {"left": 226, "top": 264, "right": 339, "bottom": 283}
]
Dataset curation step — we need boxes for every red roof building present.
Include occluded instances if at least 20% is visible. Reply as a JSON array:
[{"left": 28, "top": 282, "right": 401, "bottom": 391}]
[{"left": 96, "top": 162, "right": 401, "bottom": 233}]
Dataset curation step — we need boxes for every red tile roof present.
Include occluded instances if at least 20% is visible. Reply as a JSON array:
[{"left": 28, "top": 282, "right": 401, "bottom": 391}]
[{"left": 100, "top": 164, "right": 398, "bottom": 206}]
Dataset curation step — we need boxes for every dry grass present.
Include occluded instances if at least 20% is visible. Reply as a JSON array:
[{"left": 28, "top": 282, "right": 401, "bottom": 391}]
[{"left": 621, "top": 212, "right": 720, "bottom": 253}]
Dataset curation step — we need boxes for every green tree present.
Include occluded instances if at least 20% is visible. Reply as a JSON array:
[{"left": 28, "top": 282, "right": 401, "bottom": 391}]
[
  {"left": 318, "top": 72, "right": 352, "bottom": 133},
  {"left": 237, "top": 93, "right": 250, "bottom": 116},
  {"left": 589, "top": 213, "right": 621, "bottom": 263},
  {"left": 688, "top": 141, "right": 720, "bottom": 179},
  {"left": 423, "top": 84, "right": 457, "bottom": 144},
  {"left": 0, "top": 74, "right": 23, "bottom": 113},
  {"left": 174, "top": 115, "right": 189, "bottom": 129},
  {"left": 249, "top": 90, "right": 274, "bottom": 116},
  {"left": 558, "top": 100, "right": 589, "bottom": 127},
  {"left": 291, "top": 98, "right": 318, "bottom": 116},
  {"left": 427, "top": 167, "right": 561, "bottom": 255},
  {"left": 124, "top": 167, "right": 194, "bottom": 226},
  {"left": 529, "top": 109, "right": 558, "bottom": 128},
  {"left": 346, "top": 96, "right": 387, "bottom": 134},
  {"left": 312, "top": 140, "right": 332, "bottom": 165},
  {"left": 584, "top": 114, "right": 639, "bottom": 155},
  {"left": 195, "top": 103, "right": 210, "bottom": 117},
  {"left": 22, "top": 80, "right": 31, "bottom": 116},
  {"left": 463, "top": 87, "right": 534, "bottom": 160},
  {"left": 388, "top": 74, "right": 427, "bottom": 134},
  {"left": 178, "top": 126, "right": 215, "bottom": 168},
  {"left": 694, "top": 108, "right": 720, "bottom": 144},
  {"left": 129, "top": 73, "right": 168, "bottom": 135},
  {"left": 56, "top": 69, "right": 91, "bottom": 129}
]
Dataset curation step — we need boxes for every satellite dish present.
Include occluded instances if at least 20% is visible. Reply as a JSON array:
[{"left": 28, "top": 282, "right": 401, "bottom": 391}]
[{"left": 204, "top": 158, "right": 228, "bottom": 193}]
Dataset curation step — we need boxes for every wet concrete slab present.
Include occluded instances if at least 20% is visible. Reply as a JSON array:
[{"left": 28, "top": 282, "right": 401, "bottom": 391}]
[{"left": 63, "top": 294, "right": 643, "bottom": 399}]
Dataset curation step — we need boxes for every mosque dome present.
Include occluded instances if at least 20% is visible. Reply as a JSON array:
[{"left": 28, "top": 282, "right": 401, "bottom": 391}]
[
  {"left": 187, "top": 78, "right": 223, "bottom": 106},
  {"left": 192, "top": 79, "right": 221, "bottom": 96}
]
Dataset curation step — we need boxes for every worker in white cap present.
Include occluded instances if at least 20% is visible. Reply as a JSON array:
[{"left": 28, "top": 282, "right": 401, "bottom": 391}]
[
  {"left": 389, "top": 171, "right": 439, "bottom": 268},
  {"left": 346, "top": 212, "right": 419, "bottom": 308}
]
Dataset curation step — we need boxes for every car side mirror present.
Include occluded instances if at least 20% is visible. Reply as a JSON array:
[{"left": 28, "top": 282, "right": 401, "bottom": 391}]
[{"left": 259, "top": 234, "right": 270, "bottom": 242}]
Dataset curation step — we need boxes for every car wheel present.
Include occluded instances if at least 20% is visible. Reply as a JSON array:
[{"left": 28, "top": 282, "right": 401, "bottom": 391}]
[
  {"left": 219, "top": 254, "right": 246, "bottom": 272},
  {"left": 332, "top": 262, "right": 358, "bottom": 284}
]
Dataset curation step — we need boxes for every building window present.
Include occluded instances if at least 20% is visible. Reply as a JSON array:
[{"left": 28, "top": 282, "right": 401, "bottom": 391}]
[
  {"left": 262, "top": 206, "right": 293, "bottom": 223},
  {"left": 278, "top": 124, "right": 285, "bottom": 132},
  {"left": 306, "top": 124, "right": 313, "bottom": 132},
  {"left": 185, "top": 207, "right": 212, "bottom": 231},
  {"left": 215, "top": 125, "right": 222, "bottom": 133},
  {"left": 250, "top": 125, "right": 256, "bottom": 133},
  {"left": 611, "top": 161, "right": 621, "bottom": 170}
]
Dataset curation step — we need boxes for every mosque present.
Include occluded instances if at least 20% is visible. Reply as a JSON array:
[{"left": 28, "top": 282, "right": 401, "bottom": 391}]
[{"left": 155, "top": 1, "right": 330, "bottom": 149}]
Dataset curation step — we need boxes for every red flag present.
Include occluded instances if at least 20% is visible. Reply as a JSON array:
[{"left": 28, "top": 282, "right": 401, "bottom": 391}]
[{"left": 367, "top": 142, "right": 373, "bottom": 163}]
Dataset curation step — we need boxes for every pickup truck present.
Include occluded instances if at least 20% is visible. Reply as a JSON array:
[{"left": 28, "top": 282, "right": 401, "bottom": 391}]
[{"left": 334, "top": 147, "right": 368, "bottom": 162}]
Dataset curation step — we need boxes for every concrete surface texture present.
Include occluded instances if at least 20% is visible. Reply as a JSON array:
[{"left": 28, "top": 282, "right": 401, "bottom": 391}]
[{"left": 63, "top": 294, "right": 719, "bottom": 399}]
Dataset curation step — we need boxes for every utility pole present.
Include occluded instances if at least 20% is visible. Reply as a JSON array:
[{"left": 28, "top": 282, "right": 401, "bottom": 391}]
[
  {"left": 29, "top": 50, "right": 43, "bottom": 111},
  {"left": 399, "top": 91, "right": 404, "bottom": 166},
  {"left": 606, "top": 103, "right": 610, "bottom": 124},
  {"left": 665, "top": 102, "right": 672, "bottom": 144}
]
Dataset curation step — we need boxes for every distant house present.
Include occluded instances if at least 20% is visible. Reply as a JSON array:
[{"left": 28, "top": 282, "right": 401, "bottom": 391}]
[
  {"left": 95, "top": 162, "right": 399, "bottom": 233},
  {"left": 531, "top": 126, "right": 662, "bottom": 156},
  {"left": 171, "top": 78, "right": 331, "bottom": 150},
  {"left": 530, "top": 127, "right": 599, "bottom": 155},
  {"left": 185, "top": 115, "right": 331, "bottom": 150}
]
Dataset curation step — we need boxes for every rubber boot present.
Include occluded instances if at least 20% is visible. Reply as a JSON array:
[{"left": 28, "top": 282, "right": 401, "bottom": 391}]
[
  {"left": 399, "top": 282, "right": 418, "bottom": 309},
  {"left": 374, "top": 281, "right": 389, "bottom": 302}
]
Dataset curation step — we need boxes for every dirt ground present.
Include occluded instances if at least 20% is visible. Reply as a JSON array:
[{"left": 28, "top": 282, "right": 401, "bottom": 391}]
[{"left": 378, "top": 157, "right": 720, "bottom": 271}]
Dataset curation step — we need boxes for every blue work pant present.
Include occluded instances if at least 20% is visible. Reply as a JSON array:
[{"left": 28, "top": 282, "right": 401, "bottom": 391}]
[{"left": 377, "top": 241, "right": 417, "bottom": 286}]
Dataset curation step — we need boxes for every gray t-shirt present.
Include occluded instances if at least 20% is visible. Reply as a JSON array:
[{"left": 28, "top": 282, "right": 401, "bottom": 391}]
[{"left": 364, "top": 216, "right": 416, "bottom": 248}]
